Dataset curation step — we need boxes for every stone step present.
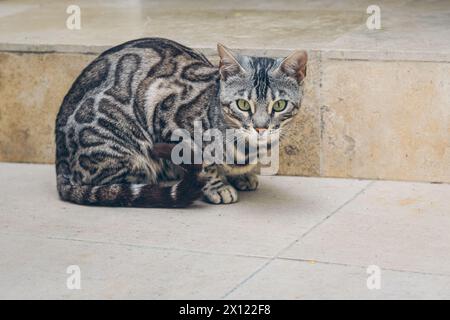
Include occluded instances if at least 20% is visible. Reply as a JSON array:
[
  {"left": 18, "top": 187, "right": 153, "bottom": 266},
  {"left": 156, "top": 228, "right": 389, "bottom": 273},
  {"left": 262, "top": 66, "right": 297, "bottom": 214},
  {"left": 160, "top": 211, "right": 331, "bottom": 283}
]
[
  {"left": 2, "top": 162, "right": 450, "bottom": 299},
  {"left": 0, "top": 0, "right": 449, "bottom": 183}
]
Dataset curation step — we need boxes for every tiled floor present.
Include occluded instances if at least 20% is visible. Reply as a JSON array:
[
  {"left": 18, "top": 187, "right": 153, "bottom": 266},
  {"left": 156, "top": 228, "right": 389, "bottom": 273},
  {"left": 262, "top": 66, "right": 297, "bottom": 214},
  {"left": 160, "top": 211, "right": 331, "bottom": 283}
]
[{"left": 0, "top": 163, "right": 449, "bottom": 299}]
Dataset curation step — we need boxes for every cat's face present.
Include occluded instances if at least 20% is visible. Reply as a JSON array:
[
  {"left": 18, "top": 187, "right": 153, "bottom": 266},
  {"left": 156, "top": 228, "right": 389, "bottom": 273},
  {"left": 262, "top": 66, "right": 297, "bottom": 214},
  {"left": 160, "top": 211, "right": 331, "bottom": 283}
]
[{"left": 217, "top": 44, "right": 307, "bottom": 139}]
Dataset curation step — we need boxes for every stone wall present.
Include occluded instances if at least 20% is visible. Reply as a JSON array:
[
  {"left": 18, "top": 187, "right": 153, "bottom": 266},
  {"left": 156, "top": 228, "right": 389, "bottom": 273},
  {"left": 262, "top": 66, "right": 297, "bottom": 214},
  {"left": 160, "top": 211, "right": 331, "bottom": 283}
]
[{"left": 0, "top": 50, "right": 448, "bottom": 182}]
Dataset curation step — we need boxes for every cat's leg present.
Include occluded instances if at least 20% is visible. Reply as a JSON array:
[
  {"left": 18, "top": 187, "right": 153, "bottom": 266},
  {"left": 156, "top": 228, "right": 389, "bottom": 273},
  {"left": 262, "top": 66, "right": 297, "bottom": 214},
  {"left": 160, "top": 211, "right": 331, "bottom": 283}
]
[
  {"left": 201, "top": 164, "right": 238, "bottom": 204},
  {"left": 227, "top": 173, "right": 259, "bottom": 191}
]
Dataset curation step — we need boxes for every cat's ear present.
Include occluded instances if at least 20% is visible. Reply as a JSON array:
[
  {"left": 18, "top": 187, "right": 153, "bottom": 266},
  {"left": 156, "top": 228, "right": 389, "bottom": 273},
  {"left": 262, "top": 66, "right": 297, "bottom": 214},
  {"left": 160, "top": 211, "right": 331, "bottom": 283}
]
[
  {"left": 217, "top": 43, "right": 245, "bottom": 80},
  {"left": 277, "top": 50, "right": 308, "bottom": 84}
]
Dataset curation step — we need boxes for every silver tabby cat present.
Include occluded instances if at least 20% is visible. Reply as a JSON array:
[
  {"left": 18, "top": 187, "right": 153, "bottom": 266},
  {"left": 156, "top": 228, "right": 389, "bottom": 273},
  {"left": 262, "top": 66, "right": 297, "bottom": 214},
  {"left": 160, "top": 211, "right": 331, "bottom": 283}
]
[{"left": 55, "top": 38, "right": 307, "bottom": 207}]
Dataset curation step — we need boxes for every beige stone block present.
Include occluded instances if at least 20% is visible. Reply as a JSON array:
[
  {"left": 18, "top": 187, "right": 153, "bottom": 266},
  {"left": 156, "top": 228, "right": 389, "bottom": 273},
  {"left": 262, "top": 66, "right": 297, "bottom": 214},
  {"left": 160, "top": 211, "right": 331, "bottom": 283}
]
[
  {"left": 278, "top": 52, "right": 320, "bottom": 177},
  {"left": 321, "top": 60, "right": 450, "bottom": 182},
  {"left": 0, "top": 52, "right": 95, "bottom": 163}
]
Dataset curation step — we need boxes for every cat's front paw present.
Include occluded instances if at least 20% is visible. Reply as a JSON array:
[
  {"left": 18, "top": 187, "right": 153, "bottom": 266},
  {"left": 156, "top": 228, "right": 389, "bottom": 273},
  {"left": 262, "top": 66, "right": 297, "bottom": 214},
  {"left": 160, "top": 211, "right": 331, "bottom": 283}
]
[
  {"left": 203, "top": 183, "right": 238, "bottom": 204},
  {"left": 228, "top": 174, "right": 259, "bottom": 191}
]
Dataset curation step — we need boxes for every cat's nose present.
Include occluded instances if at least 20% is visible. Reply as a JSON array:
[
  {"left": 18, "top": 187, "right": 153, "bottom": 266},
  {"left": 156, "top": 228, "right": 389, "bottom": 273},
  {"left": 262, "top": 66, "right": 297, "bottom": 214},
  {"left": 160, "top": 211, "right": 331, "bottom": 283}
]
[{"left": 255, "top": 128, "right": 267, "bottom": 134}]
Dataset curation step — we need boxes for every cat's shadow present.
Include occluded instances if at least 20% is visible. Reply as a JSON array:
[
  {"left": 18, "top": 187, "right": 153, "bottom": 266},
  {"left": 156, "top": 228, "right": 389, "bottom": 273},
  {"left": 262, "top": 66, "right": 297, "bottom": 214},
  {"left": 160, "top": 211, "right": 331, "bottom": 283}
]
[
  {"left": 237, "top": 181, "right": 304, "bottom": 205},
  {"left": 187, "top": 178, "right": 305, "bottom": 209}
]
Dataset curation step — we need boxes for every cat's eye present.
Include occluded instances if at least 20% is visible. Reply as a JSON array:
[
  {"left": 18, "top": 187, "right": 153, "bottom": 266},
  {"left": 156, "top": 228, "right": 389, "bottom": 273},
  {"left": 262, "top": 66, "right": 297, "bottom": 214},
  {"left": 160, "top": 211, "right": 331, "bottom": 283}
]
[
  {"left": 273, "top": 100, "right": 288, "bottom": 112},
  {"left": 236, "top": 99, "right": 251, "bottom": 112}
]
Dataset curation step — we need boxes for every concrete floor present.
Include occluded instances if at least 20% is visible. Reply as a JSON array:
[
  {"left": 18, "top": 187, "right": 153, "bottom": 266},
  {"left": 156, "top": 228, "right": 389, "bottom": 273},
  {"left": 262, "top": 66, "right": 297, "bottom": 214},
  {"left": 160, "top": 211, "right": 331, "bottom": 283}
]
[
  {"left": 0, "top": 0, "right": 449, "bottom": 61},
  {"left": 1, "top": 163, "right": 450, "bottom": 299}
]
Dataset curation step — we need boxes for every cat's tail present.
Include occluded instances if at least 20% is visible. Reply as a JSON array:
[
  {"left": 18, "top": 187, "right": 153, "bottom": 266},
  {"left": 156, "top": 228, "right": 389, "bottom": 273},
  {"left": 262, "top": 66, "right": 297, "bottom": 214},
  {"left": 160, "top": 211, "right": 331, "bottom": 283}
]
[{"left": 56, "top": 144, "right": 205, "bottom": 208}]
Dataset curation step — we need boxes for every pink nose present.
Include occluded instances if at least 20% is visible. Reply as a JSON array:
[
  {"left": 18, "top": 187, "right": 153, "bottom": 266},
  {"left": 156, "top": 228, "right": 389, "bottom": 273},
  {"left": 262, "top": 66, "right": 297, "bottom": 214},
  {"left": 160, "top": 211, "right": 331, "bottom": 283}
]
[{"left": 255, "top": 128, "right": 267, "bottom": 134}]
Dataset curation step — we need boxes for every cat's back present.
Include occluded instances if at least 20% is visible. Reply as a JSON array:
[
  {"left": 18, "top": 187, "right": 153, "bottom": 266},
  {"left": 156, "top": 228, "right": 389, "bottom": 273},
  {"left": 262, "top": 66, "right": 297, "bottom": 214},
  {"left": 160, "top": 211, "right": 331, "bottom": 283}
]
[
  {"left": 56, "top": 37, "right": 217, "bottom": 130},
  {"left": 55, "top": 38, "right": 221, "bottom": 176}
]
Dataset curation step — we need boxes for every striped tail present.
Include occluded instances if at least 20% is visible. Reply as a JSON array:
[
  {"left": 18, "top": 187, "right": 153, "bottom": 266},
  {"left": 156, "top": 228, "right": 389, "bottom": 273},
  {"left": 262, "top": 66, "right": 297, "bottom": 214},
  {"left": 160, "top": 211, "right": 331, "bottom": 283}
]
[{"left": 57, "top": 143, "right": 205, "bottom": 208}]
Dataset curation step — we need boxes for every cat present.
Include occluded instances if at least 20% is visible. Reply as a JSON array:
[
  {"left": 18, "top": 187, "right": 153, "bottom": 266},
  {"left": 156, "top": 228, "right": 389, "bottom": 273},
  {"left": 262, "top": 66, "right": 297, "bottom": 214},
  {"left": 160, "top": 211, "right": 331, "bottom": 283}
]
[{"left": 55, "top": 38, "right": 307, "bottom": 207}]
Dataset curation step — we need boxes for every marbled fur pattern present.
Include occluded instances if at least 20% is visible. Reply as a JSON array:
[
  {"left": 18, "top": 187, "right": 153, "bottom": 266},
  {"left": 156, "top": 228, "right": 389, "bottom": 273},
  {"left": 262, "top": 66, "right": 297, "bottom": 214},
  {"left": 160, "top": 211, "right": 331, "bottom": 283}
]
[{"left": 55, "top": 38, "right": 307, "bottom": 207}]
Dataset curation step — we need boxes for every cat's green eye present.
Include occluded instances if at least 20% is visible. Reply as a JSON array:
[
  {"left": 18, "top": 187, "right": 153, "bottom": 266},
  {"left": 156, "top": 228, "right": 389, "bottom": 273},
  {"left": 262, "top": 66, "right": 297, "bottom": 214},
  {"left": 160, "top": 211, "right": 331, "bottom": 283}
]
[
  {"left": 236, "top": 99, "right": 251, "bottom": 111},
  {"left": 273, "top": 100, "right": 288, "bottom": 112}
]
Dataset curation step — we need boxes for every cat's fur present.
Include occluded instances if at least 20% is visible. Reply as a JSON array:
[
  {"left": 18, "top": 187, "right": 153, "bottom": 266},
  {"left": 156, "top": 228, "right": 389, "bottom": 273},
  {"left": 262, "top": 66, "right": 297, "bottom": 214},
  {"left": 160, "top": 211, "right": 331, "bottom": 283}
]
[{"left": 55, "top": 38, "right": 307, "bottom": 207}]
